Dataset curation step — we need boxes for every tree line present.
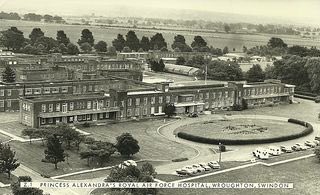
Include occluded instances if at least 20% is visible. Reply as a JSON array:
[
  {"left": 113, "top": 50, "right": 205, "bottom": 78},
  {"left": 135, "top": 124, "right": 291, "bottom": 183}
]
[{"left": 0, "top": 11, "right": 65, "bottom": 23}]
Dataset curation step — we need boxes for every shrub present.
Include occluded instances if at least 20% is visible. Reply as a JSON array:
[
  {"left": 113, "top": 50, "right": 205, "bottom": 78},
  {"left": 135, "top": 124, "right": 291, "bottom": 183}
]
[
  {"left": 177, "top": 118, "right": 313, "bottom": 145},
  {"left": 172, "top": 158, "right": 188, "bottom": 162},
  {"left": 83, "top": 122, "right": 91, "bottom": 128}
]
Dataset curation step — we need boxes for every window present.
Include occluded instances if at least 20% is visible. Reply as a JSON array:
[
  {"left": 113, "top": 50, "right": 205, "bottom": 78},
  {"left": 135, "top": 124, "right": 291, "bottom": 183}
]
[
  {"left": 62, "top": 103, "right": 67, "bottom": 113},
  {"left": 135, "top": 98, "right": 140, "bottom": 106},
  {"left": 56, "top": 103, "right": 60, "bottom": 112},
  {"left": 159, "top": 96, "right": 163, "bottom": 104},
  {"left": 151, "top": 97, "right": 155, "bottom": 104},
  {"left": 212, "top": 92, "right": 216, "bottom": 99},
  {"left": 19, "top": 89, "right": 23, "bottom": 95},
  {"left": 52, "top": 87, "right": 59, "bottom": 94},
  {"left": 41, "top": 118, "right": 46, "bottom": 125},
  {"left": 205, "top": 92, "right": 209, "bottom": 99},
  {"left": 0, "top": 90, "right": 4, "bottom": 96},
  {"left": 49, "top": 104, "right": 53, "bottom": 112},
  {"left": 48, "top": 118, "right": 53, "bottom": 124},
  {"left": 62, "top": 86, "right": 68, "bottom": 93},
  {"left": 199, "top": 93, "right": 203, "bottom": 100},
  {"left": 106, "top": 100, "right": 110, "bottom": 107},
  {"left": 143, "top": 97, "right": 148, "bottom": 105},
  {"left": 143, "top": 107, "right": 148, "bottom": 115},
  {"left": 83, "top": 86, "right": 87, "bottom": 93},
  {"left": 44, "top": 88, "right": 50, "bottom": 94},
  {"left": 7, "top": 100, "right": 11, "bottom": 107},
  {"left": 120, "top": 110, "right": 124, "bottom": 118},
  {"left": 25, "top": 88, "right": 32, "bottom": 95},
  {"left": 56, "top": 118, "right": 60, "bottom": 123},
  {"left": 225, "top": 91, "right": 228, "bottom": 98},
  {"left": 158, "top": 106, "right": 163, "bottom": 113},
  {"left": 166, "top": 96, "right": 170, "bottom": 103},
  {"left": 88, "top": 85, "right": 93, "bottom": 92},
  {"left": 87, "top": 101, "right": 91, "bottom": 109},
  {"left": 0, "top": 100, "right": 4, "bottom": 107},
  {"left": 70, "top": 102, "right": 74, "bottom": 110},
  {"left": 127, "top": 109, "right": 132, "bottom": 117},
  {"left": 86, "top": 114, "right": 91, "bottom": 120},
  {"left": 99, "top": 100, "right": 104, "bottom": 109},
  {"left": 7, "top": 90, "right": 11, "bottom": 96},
  {"left": 127, "top": 98, "right": 132, "bottom": 106},
  {"left": 34, "top": 88, "right": 41, "bottom": 95},
  {"left": 135, "top": 108, "right": 140, "bottom": 116},
  {"left": 120, "top": 101, "right": 124, "bottom": 107},
  {"left": 42, "top": 104, "right": 46, "bottom": 112}
]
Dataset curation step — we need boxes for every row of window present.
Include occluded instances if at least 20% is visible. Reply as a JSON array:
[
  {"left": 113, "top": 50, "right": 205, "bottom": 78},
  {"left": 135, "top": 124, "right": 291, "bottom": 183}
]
[
  {"left": 0, "top": 100, "right": 11, "bottom": 107},
  {"left": 41, "top": 100, "right": 114, "bottom": 113},
  {"left": 0, "top": 89, "right": 12, "bottom": 96},
  {"left": 125, "top": 106, "right": 163, "bottom": 117},
  {"left": 243, "top": 87, "right": 283, "bottom": 96}
]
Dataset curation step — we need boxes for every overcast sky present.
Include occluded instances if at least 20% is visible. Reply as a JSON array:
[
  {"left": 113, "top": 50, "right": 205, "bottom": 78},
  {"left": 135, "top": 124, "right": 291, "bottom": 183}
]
[{"left": 0, "top": 0, "right": 319, "bottom": 24}]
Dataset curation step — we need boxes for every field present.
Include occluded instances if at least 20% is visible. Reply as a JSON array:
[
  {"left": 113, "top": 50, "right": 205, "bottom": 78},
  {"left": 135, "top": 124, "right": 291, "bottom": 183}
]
[
  {"left": 1, "top": 20, "right": 320, "bottom": 51},
  {"left": 175, "top": 119, "right": 304, "bottom": 140},
  {"left": 159, "top": 156, "right": 320, "bottom": 195}
]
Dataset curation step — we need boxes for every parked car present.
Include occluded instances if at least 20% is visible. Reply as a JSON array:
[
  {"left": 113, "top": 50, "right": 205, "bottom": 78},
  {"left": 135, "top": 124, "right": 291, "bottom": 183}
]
[
  {"left": 315, "top": 136, "right": 320, "bottom": 141},
  {"left": 305, "top": 141, "right": 317, "bottom": 148},
  {"left": 192, "top": 164, "right": 206, "bottom": 172},
  {"left": 267, "top": 146, "right": 281, "bottom": 156},
  {"left": 295, "top": 143, "right": 309, "bottom": 150},
  {"left": 183, "top": 166, "right": 197, "bottom": 174},
  {"left": 208, "top": 161, "right": 221, "bottom": 169},
  {"left": 280, "top": 146, "right": 293, "bottom": 153},
  {"left": 188, "top": 112, "right": 198, "bottom": 117},
  {"left": 313, "top": 140, "right": 320, "bottom": 145},
  {"left": 199, "top": 163, "right": 211, "bottom": 171},
  {"left": 291, "top": 144, "right": 302, "bottom": 151},
  {"left": 119, "top": 160, "right": 137, "bottom": 169},
  {"left": 252, "top": 148, "right": 269, "bottom": 159},
  {"left": 176, "top": 169, "right": 193, "bottom": 176}
]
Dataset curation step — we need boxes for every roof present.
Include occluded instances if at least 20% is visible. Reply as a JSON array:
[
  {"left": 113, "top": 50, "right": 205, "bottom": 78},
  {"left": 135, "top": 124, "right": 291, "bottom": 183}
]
[
  {"left": 175, "top": 102, "right": 205, "bottom": 107},
  {"left": 127, "top": 91, "right": 163, "bottom": 96},
  {"left": 22, "top": 93, "right": 110, "bottom": 103},
  {"left": 165, "top": 64, "right": 200, "bottom": 75}
]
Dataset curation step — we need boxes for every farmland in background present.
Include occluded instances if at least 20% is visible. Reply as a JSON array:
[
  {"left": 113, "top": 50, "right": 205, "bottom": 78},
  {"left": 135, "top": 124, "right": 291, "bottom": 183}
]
[{"left": 1, "top": 20, "right": 320, "bottom": 51}]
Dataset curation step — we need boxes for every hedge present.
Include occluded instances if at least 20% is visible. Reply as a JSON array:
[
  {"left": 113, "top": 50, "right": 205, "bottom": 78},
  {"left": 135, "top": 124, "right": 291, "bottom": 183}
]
[
  {"left": 177, "top": 118, "right": 313, "bottom": 145},
  {"left": 294, "top": 94, "right": 315, "bottom": 101},
  {"left": 295, "top": 91, "right": 317, "bottom": 97}
]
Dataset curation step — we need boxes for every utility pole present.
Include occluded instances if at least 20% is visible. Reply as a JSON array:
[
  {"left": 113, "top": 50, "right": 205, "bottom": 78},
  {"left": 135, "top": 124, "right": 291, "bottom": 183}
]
[{"left": 219, "top": 142, "right": 222, "bottom": 163}]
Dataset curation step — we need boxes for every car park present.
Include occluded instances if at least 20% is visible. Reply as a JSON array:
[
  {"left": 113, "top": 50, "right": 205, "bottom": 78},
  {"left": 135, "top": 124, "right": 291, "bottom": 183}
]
[
  {"left": 305, "top": 141, "right": 317, "bottom": 148},
  {"left": 192, "top": 164, "right": 206, "bottom": 172},
  {"left": 252, "top": 148, "right": 269, "bottom": 159},
  {"left": 199, "top": 163, "right": 211, "bottom": 171},
  {"left": 280, "top": 146, "right": 293, "bottom": 153},
  {"left": 267, "top": 146, "right": 281, "bottom": 155},
  {"left": 208, "top": 161, "right": 221, "bottom": 169}
]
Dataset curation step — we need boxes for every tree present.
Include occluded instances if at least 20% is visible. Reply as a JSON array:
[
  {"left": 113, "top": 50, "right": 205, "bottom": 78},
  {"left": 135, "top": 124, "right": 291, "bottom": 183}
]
[
  {"left": 56, "top": 30, "right": 70, "bottom": 46},
  {"left": 305, "top": 58, "right": 320, "bottom": 93},
  {"left": 29, "top": 28, "right": 44, "bottom": 43},
  {"left": 34, "top": 36, "right": 59, "bottom": 53},
  {"left": 81, "top": 140, "right": 116, "bottom": 166},
  {"left": 123, "top": 46, "right": 131, "bottom": 52},
  {"left": 116, "top": 133, "right": 140, "bottom": 157},
  {"left": 108, "top": 46, "right": 117, "bottom": 56},
  {"left": 22, "top": 128, "right": 37, "bottom": 144},
  {"left": 164, "top": 103, "right": 176, "bottom": 118},
  {"left": 106, "top": 163, "right": 157, "bottom": 195},
  {"left": 264, "top": 64, "right": 275, "bottom": 79},
  {"left": 58, "top": 43, "right": 68, "bottom": 54},
  {"left": 44, "top": 135, "right": 65, "bottom": 169},
  {"left": 66, "top": 43, "right": 80, "bottom": 55},
  {"left": 56, "top": 123, "right": 80, "bottom": 149},
  {"left": 0, "top": 143, "right": 20, "bottom": 179},
  {"left": 224, "top": 24, "right": 231, "bottom": 33},
  {"left": 125, "top": 31, "right": 140, "bottom": 52},
  {"left": 176, "top": 56, "right": 186, "bottom": 65},
  {"left": 80, "top": 42, "right": 92, "bottom": 53},
  {"left": 246, "top": 64, "right": 265, "bottom": 82},
  {"left": 171, "top": 35, "right": 192, "bottom": 52},
  {"left": 94, "top": 41, "right": 108, "bottom": 52},
  {"left": 149, "top": 59, "right": 165, "bottom": 72},
  {"left": 0, "top": 27, "right": 25, "bottom": 51},
  {"left": 150, "top": 33, "right": 167, "bottom": 50},
  {"left": 112, "top": 34, "right": 126, "bottom": 52},
  {"left": 23, "top": 13, "right": 42, "bottom": 21},
  {"left": 2, "top": 66, "right": 16, "bottom": 83},
  {"left": 43, "top": 14, "right": 54, "bottom": 23},
  {"left": 267, "top": 37, "right": 287, "bottom": 48},
  {"left": 140, "top": 36, "right": 150, "bottom": 51},
  {"left": 223, "top": 46, "right": 229, "bottom": 54},
  {"left": 191, "top": 36, "right": 207, "bottom": 49},
  {"left": 206, "top": 60, "right": 243, "bottom": 81},
  {"left": 11, "top": 176, "right": 43, "bottom": 195},
  {"left": 78, "top": 29, "right": 94, "bottom": 46}
]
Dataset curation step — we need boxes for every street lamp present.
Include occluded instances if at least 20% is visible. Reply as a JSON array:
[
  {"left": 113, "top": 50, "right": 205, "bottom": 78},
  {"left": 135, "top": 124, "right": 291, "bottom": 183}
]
[{"left": 218, "top": 142, "right": 222, "bottom": 163}]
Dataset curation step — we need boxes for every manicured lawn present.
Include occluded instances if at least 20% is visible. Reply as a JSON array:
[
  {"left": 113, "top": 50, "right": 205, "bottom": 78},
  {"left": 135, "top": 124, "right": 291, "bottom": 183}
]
[
  {"left": 0, "top": 173, "right": 18, "bottom": 185},
  {"left": 159, "top": 156, "right": 320, "bottom": 195},
  {"left": 0, "top": 121, "right": 29, "bottom": 138},
  {"left": 0, "top": 187, "right": 12, "bottom": 195},
  {"left": 0, "top": 134, "right": 11, "bottom": 142},
  {"left": 261, "top": 149, "right": 313, "bottom": 163},
  {"left": 176, "top": 118, "right": 304, "bottom": 140},
  {"left": 82, "top": 119, "right": 197, "bottom": 160},
  {"left": 59, "top": 169, "right": 111, "bottom": 181}
]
